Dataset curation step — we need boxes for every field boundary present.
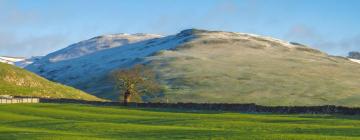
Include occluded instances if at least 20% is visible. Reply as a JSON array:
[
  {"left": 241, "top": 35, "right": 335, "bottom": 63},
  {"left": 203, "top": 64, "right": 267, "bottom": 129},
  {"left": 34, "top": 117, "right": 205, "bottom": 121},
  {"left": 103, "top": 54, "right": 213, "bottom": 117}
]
[
  {"left": 0, "top": 98, "right": 39, "bottom": 104},
  {"left": 38, "top": 98, "right": 360, "bottom": 115}
]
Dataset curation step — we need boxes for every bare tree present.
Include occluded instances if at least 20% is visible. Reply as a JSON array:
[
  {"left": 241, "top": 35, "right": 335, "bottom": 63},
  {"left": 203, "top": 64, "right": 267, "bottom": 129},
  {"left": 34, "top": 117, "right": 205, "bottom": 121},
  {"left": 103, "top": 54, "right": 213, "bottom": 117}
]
[{"left": 112, "top": 64, "right": 161, "bottom": 106}]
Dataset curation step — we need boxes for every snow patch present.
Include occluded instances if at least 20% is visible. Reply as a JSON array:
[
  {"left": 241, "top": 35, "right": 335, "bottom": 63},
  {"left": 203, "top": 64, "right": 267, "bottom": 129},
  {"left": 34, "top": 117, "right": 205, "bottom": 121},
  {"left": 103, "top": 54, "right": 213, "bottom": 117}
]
[
  {"left": 0, "top": 56, "right": 41, "bottom": 68},
  {"left": 0, "top": 56, "right": 25, "bottom": 66},
  {"left": 47, "top": 33, "right": 163, "bottom": 62},
  {"left": 350, "top": 59, "right": 360, "bottom": 64},
  {"left": 0, "top": 56, "right": 25, "bottom": 64},
  {"left": 234, "top": 32, "right": 294, "bottom": 48}
]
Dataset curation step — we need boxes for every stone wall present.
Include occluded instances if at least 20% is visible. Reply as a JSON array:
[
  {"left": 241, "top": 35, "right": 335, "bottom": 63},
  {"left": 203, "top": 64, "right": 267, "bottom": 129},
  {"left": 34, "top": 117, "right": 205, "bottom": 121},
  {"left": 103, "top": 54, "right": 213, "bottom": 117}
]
[
  {"left": 0, "top": 98, "right": 39, "bottom": 104},
  {"left": 39, "top": 98, "right": 360, "bottom": 115}
]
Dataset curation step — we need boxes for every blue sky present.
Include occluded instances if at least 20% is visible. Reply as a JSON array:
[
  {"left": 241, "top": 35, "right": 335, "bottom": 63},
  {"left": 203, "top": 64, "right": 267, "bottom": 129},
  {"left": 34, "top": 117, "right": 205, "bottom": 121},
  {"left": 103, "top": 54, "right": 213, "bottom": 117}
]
[{"left": 0, "top": 0, "right": 359, "bottom": 57}]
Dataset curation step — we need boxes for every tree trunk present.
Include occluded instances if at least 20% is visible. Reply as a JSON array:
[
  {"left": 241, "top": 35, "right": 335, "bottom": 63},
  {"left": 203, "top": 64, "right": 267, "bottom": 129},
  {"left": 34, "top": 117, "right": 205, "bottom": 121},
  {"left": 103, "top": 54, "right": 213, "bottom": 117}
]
[{"left": 123, "top": 90, "right": 131, "bottom": 106}]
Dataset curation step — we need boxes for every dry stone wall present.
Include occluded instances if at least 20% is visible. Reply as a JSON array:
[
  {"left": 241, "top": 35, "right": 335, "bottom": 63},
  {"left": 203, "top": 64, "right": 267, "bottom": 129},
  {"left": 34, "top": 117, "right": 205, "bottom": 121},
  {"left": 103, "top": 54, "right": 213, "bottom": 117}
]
[{"left": 0, "top": 98, "right": 39, "bottom": 104}]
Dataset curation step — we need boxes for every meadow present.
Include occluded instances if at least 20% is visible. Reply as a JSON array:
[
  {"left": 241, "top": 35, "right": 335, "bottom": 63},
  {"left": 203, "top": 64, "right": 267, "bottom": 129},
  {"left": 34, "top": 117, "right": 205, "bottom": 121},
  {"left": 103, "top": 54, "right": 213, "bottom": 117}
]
[{"left": 0, "top": 103, "right": 359, "bottom": 140}]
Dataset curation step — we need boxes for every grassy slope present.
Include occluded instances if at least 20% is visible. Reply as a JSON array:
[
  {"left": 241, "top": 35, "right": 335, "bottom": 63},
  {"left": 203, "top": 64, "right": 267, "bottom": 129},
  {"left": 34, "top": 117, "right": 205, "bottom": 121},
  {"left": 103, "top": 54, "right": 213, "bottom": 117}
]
[
  {"left": 0, "top": 103, "right": 359, "bottom": 140},
  {"left": 0, "top": 63, "right": 101, "bottom": 101},
  {"left": 148, "top": 30, "right": 360, "bottom": 106}
]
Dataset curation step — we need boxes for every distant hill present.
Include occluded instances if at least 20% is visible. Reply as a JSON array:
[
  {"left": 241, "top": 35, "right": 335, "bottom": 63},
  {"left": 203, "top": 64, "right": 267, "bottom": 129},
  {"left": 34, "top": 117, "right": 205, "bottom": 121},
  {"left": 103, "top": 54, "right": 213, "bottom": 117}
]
[
  {"left": 348, "top": 51, "right": 360, "bottom": 64},
  {"left": 0, "top": 62, "right": 101, "bottom": 100},
  {"left": 0, "top": 56, "right": 41, "bottom": 68},
  {"left": 348, "top": 51, "right": 360, "bottom": 59},
  {"left": 0, "top": 56, "right": 25, "bottom": 65},
  {"left": 27, "top": 29, "right": 360, "bottom": 106}
]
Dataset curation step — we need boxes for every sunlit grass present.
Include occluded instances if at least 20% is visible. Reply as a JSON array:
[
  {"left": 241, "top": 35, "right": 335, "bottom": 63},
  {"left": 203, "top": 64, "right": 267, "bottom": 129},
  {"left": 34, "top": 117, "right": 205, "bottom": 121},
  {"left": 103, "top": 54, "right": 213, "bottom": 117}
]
[
  {"left": 0, "top": 103, "right": 359, "bottom": 139},
  {"left": 0, "top": 62, "right": 101, "bottom": 101}
]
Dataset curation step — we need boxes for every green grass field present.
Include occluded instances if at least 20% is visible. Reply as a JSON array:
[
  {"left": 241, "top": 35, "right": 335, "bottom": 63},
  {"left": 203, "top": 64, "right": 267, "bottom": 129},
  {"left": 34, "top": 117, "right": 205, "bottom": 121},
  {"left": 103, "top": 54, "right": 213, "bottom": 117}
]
[{"left": 0, "top": 103, "right": 359, "bottom": 140}]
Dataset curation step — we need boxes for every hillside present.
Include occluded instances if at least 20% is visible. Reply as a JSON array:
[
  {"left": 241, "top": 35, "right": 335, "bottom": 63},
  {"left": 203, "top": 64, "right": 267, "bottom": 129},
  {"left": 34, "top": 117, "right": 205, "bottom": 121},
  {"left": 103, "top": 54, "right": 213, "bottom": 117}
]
[
  {"left": 26, "top": 29, "right": 360, "bottom": 106},
  {"left": 26, "top": 32, "right": 188, "bottom": 99},
  {"left": 0, "top": 103, "right": 359, "bottom": 140},
  {"left": 0, "top": 62, "right": 101, "bottom": 100}
]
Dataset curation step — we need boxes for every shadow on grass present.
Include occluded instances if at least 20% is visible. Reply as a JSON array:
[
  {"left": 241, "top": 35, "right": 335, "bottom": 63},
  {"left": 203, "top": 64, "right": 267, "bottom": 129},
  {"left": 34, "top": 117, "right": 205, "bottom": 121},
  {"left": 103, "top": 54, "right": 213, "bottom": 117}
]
[
  {"left": 286, "top": 127, "right": 360, "bottom": 138},
  {"left": 293, "top": 114, "right": 360, "bottom": 121},
  {"left": 39, "top": 102, "right": 360, "bottom": 119}
]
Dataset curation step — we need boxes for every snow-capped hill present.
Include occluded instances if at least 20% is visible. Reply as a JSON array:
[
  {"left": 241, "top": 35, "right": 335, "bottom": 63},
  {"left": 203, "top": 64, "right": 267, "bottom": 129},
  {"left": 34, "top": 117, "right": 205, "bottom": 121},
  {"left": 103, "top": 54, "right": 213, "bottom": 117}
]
[
  {"left": 0, "top": 56, "right": 41, "bottom": 68},
  {"left": 26, "top": 30, "right": 195, "bottom": 98},
  {"left": 26, "top": 29, "right": 323, "bottom": 99},
  {"left": 47, "top": 33, "right": 163, "bottom": 62},
  {"left": 0, "top": 56, "right": 25, "bottom": 65},
  {"left": 29, "top": 29, "right": 350, "bottom": 103},
  {"left": 15, "top": 56, "right": 43, "bottom": 68}
]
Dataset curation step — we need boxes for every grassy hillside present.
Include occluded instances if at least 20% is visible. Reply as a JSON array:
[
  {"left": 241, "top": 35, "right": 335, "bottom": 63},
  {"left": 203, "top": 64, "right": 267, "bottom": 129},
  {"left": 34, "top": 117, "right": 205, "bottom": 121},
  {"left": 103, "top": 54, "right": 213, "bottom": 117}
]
[
  {"left": 25, "top": 29, "right": 360, "bottom": 106},
  {"left": 0, "top": 62, "right": 101, "bottom": 100},
  {"left": 0, "top": 103, "right": 359, "bottom": 139},
  {"left": 147, "top": 30, "right": 360, "bottom": 106}
]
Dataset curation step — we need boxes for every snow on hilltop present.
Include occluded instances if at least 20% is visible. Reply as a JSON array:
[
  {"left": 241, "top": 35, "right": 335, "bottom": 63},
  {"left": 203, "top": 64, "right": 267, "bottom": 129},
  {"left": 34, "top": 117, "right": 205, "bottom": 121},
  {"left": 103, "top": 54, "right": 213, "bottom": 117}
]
[
  {"left": 21, "top": 29, "right": 360, "bottom": 106},
  {"left": 25, "top": 29, "right": 323, "bottom": 98},
  {"left": 0, "top": 56, "right": 25, "bottom": 65},
  {"left": 26, "top": 29, "right": 360, "bottom": 100},
  {"left": 350, "top": 59, "right": 360, "bottom": 64},
  {"left": 0, "top": 56, "right": 42, "bottom": 68},
  {"left": 47, "top": 33, "right": 163, "bottom": 62},
  {"left": 26, "top": 30, "right": 195, "bottom": 97}
]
